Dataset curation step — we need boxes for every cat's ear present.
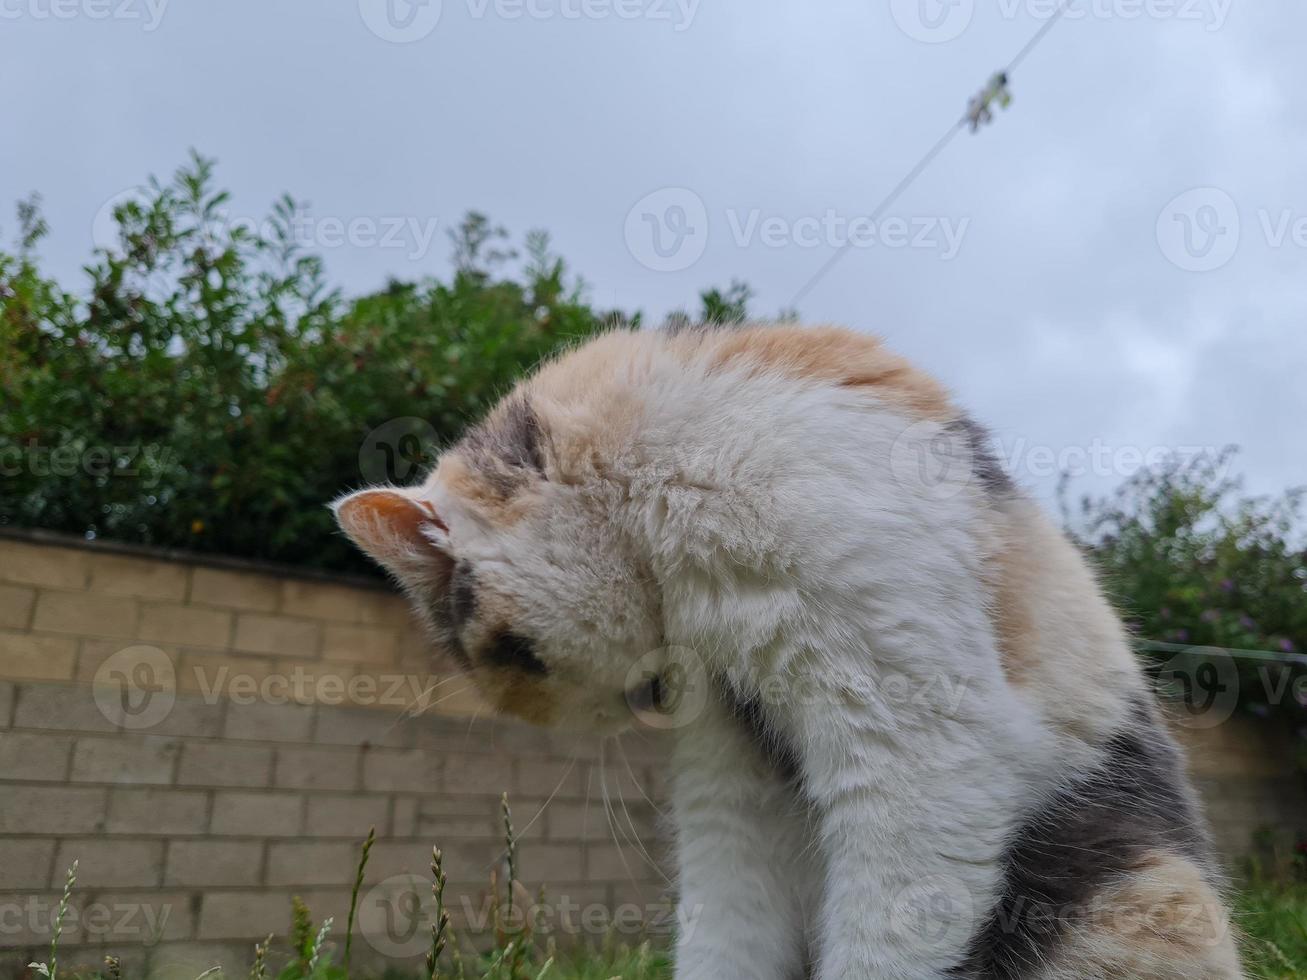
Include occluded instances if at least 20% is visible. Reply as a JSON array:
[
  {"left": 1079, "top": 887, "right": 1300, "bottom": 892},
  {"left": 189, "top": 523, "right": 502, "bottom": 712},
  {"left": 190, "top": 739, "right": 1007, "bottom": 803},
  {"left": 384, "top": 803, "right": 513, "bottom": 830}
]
[{"left": 332, "top": 488, "right": 452, "bottom": 581}]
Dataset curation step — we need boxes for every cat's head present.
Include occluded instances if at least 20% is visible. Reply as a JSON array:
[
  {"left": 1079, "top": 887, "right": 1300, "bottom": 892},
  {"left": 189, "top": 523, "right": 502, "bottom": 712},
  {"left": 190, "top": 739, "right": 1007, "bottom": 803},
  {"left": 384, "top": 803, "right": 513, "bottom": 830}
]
[{"left": 333, "top": 333, "right": 668, "bottom": 734}]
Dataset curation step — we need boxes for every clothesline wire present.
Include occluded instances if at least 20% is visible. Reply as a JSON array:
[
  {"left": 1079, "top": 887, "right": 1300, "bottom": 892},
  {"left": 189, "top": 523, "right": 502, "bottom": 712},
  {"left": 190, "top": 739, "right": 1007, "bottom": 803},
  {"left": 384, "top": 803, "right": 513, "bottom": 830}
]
[{"left": 787, "top": 0, "right": 1078, "bottom": 310}]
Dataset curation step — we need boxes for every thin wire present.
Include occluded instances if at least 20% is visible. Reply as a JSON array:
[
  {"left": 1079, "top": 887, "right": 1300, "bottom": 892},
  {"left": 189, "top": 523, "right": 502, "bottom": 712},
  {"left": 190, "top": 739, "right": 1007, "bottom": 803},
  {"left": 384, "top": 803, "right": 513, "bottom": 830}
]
[
  {"left": 1006, "top": 0, "right": 1077, "bottom": 73},
  {"left": 788, "top": 120, "right": 963, "bottom": 309},
  {"left": 787, "top": 0, "right": 1077, "bottom": 309}
]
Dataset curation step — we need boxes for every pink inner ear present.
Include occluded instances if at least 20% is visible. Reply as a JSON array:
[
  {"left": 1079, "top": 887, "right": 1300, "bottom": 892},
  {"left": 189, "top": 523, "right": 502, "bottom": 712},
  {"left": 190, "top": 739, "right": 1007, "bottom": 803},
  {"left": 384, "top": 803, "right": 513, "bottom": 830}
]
[
  {"left": 368, "top": 491, "right": 447, "bottom": 538},
  {"left": 336, "top": 489, "right": 448, "bottom": 563}
]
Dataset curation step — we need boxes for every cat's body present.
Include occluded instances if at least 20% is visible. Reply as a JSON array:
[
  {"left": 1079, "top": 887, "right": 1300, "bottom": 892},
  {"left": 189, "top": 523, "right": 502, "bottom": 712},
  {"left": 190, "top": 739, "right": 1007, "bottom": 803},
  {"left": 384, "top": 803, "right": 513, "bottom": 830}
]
[{"left": 335, "top": 324, "right": 1243, "bottom": 979}]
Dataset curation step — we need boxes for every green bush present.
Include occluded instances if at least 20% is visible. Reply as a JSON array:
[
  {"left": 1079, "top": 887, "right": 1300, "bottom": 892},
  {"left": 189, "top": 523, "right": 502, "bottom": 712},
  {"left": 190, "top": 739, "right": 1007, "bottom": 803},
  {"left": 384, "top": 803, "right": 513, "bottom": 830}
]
[
  {"left": 0, "top": 155, "right": 637, "bottom": 575},
  {"left": 1238, "top": 878, "right": 1307, "bottom": 979},
  {"left": 1065, "top": 450, "right": 1307, "bottom": 730}
]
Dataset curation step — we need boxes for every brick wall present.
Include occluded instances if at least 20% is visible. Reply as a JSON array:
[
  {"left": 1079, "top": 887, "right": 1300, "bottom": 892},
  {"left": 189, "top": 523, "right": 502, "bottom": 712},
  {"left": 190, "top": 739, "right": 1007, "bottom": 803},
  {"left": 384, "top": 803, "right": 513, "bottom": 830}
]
[
  {"left": 1, "top": 531, "right": 1303, "bottom": 977},
  {"left": 0, "top": 532, "right": 670, "bottom": 979}
]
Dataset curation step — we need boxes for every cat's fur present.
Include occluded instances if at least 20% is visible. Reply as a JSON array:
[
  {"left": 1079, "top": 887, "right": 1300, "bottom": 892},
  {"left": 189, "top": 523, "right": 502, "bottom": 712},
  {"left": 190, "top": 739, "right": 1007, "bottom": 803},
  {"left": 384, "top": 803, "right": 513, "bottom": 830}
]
[{"left": 334, "top": 324, "right": 1243, "bottom": 980}]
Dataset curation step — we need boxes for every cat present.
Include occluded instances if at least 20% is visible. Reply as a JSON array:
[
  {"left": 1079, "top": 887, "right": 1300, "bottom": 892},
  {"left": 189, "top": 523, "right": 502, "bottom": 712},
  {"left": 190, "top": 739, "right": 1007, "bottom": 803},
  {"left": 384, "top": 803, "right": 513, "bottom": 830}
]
[{"left": 333, "top": 323, "right": 1243, "bottom": 980}]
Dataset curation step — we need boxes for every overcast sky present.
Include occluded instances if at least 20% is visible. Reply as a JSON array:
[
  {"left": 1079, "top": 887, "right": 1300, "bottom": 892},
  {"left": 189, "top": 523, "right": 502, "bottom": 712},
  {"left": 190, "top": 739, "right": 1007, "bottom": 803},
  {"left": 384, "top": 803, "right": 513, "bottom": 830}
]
[{"left": 2, "top": 0, "right": 1302, "bottom": 508}]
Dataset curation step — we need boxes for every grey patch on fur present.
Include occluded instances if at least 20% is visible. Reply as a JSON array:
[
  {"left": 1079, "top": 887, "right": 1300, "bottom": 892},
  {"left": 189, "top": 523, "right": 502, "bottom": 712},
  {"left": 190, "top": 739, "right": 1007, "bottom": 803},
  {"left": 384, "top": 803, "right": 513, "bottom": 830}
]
[
  {"left": 947, "top": 416, "right": 1016, "bottom": 498},
  {"left": 714, "top": 674, "right": 804, "bottom": 791},
  {"left": 450, "top": 560, "right": 477, "bottom": 631},
  {"left": 424, "top": 561, "right": 472, "bottom": 671},
  {"left": 459, "top": 395, "right": 544, "bottom": 494},
  {"left": 952, "top": 700, "right": 1212, "bottom": 979},
  {"left": 482, "top": 630, "right": 548, "bottom": 676}
]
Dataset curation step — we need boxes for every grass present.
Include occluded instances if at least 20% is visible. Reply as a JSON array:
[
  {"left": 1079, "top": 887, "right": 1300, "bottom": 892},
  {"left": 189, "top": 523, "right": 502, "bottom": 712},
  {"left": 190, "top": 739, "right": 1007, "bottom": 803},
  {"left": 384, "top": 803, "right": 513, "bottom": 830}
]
[
  {"left": 1239, "top": 879, "right": 1307, "bottom": 979},
  {"left": 25, "top": 797, "right": 1305, "bottom": 980}
]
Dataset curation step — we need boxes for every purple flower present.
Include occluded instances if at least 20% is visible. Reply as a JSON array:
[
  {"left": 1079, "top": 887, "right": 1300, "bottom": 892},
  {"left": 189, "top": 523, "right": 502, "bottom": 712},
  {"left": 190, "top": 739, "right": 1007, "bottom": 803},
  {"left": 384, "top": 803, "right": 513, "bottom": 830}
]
[
  {"left": 1201, "top": 609, "right": 1220, "bottom": 624},
  {"left": 1239, "top": 614, "right": 1257, "bottom": 631},
  {"left": 1279, "top": 638, "right": 1296, "bottom": 653},
  {"left": 1220, "top": 579, "right": 1235, "bottom": 593}
]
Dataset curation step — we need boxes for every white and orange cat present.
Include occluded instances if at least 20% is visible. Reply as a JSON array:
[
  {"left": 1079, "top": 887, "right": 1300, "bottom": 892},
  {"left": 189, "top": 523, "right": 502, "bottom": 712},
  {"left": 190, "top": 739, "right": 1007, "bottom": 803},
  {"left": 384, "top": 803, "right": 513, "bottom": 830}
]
[{"left": 334, "top": 324, "right": 1242, "bottom": 979}]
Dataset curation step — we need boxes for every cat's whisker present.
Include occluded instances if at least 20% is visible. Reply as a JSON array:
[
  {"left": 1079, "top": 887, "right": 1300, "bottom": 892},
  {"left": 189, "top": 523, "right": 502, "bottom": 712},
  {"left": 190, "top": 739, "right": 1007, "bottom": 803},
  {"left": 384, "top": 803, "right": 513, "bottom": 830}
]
[
  {"left": 374, "top": 671, "right": 470, "bottom": 743},
  {"left": 516, "top": 752, "right": 577, "bottom": 840},
  {"left": 600, "top": 739, "right": 669, "bottom": 888},
  {"left": 612, "top": 756, "right": 672, "bottom": 887},
  {"left": 377, "top": 681, "right": 473, "bottom": 746},
  {"left": 615, "top": 737, "right": 665, "bottom": 817},
  {"left": 464, "top": 706, "right": 483, "bottom": 746},
  {"left": 422, "top": 683, "right": 475, "bottom": 712},
  {"left": 597, "top": 742, "right": 644, "bottom": 897},
  {"left": 582, "top": 756, "right": 595, "bottom": 844}
]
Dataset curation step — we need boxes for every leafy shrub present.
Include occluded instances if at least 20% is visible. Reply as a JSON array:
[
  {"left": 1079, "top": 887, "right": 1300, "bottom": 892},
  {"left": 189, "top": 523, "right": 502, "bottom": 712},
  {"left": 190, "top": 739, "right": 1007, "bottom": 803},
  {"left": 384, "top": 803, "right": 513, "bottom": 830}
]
[
  {"left": 1065, "top": 450, "right": 1307, "bottom": 730},
  {"left": 0, "top": 155, "right": 634, "bottom": 574}
]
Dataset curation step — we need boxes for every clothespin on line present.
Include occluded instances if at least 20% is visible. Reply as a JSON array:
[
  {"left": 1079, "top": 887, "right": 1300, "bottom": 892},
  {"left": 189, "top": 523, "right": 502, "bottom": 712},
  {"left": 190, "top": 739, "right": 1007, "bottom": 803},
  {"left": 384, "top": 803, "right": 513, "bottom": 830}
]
[{"left": 965, "top": 71, "right": 1013, "bottom": 132}]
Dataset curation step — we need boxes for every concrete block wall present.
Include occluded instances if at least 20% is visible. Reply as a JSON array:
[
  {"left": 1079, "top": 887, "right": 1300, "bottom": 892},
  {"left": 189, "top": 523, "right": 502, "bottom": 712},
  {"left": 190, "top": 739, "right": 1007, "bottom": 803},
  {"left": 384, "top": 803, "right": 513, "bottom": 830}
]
[
  {"left": 1182, "top": 713, "right": 1307, "bottom": 873},
  {"left": 0, "top": 532, "right": 671, "bottom": 978}
]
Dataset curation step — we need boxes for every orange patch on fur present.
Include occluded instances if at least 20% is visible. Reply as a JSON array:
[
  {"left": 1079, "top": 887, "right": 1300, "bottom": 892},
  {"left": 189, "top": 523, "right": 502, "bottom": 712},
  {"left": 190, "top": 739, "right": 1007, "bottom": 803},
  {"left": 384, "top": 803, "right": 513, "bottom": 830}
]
[
  {"left": 486, "top": 670, "right": 556, "bottom": 726},
  {"left": 697, "top": 325, "right": 955, "bottom": 421},
  {"left": 988, "top": 520, "right": 1041, "bottom": 685},
  {"left": 1050, "top": 851, "right": 1243, "bottom": 978},
  {"left": 435, "top": 452, "right": 536, "bottom": 527}
]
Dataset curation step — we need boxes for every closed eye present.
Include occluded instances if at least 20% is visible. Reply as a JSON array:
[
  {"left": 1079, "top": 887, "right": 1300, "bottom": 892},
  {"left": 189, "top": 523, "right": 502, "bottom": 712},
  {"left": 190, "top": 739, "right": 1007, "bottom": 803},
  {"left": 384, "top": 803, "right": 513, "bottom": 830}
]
[{"left": 482, "top": 631, "right": 548, "bottom": 676}]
